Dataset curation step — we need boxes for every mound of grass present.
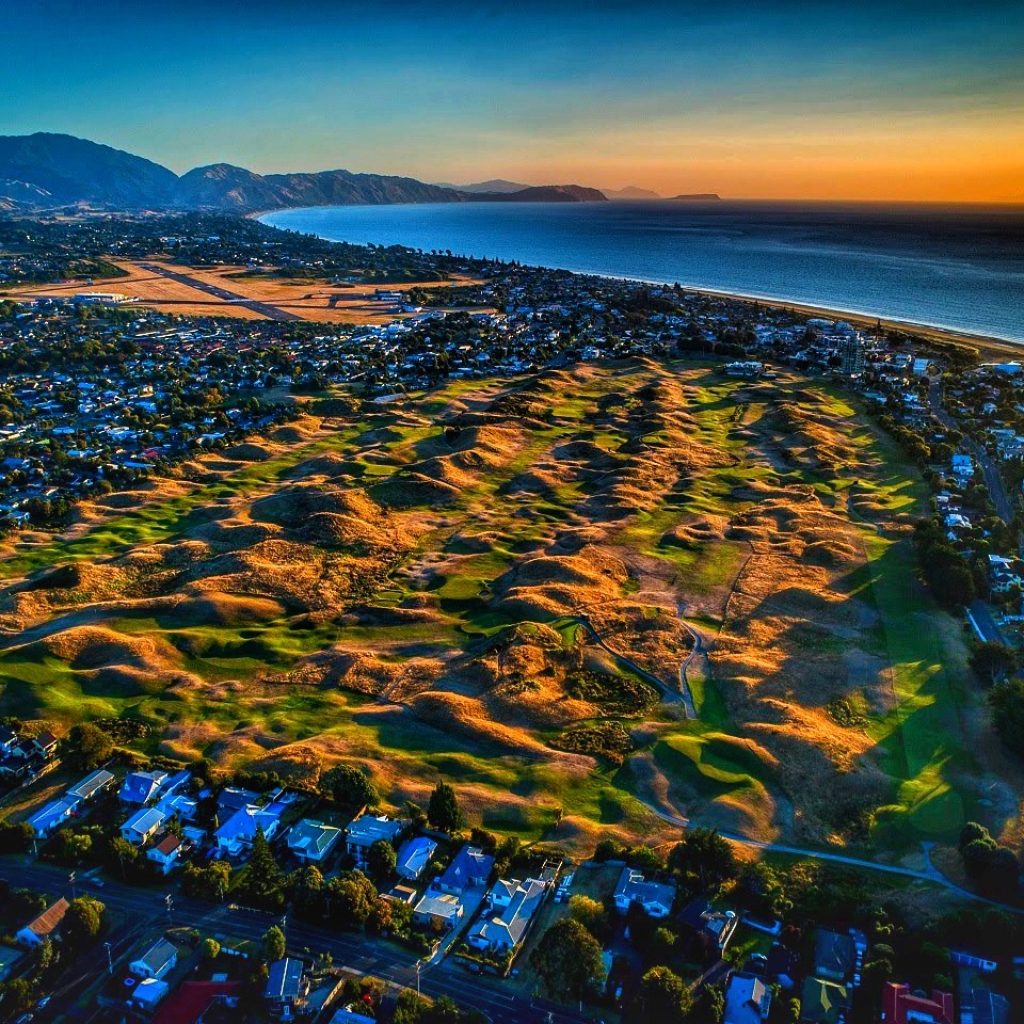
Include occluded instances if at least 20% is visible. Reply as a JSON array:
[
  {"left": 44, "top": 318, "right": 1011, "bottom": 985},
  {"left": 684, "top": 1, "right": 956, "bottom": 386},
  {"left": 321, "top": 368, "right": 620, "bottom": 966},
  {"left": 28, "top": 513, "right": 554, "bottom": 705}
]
[
  {"left": 551, "top": 721, "right": 635, "bottom": 765},
  {"left": 565, "top": 670, "right": 660, "bottom": 715}
]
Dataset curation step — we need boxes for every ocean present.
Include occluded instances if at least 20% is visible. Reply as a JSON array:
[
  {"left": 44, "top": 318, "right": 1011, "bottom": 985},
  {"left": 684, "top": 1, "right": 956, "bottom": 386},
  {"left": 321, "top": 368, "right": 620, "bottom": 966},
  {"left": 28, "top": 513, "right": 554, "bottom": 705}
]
[{"left": 261, "top": 200, "right": 1024, "bottom": 343}]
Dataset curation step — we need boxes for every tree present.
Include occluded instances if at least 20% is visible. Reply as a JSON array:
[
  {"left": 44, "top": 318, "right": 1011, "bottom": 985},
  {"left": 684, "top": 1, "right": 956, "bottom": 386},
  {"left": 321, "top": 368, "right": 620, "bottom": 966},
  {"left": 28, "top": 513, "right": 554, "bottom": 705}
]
[
  {"left": 200, "top": 937, "right": 221, "bottom": 960},
  {"left": 62, "top": 723, "right": 113, "bottom": 771},
  {"left": 428, "top": 780, "right": 465, "bottom": 832},
  {"left": 0, "top": 820, "right": 33, "bottom": 854},
  {"left": 329, "top": 871, "right": 378, "bottom": 929},
  {"left": 262, "top": 925, "right": 286, "bottom": 963},
  {"left": 106, "top": 836, "right": 140, "bottom": 880},
  {"left": 989, "top": 678, "right": 1024, "bottom": 757},
  {"left": 322, "top": 764, "right": 377, "bottom": 813},
  {"left": 631, "top": 966, "right": 692, "bottom": 1023},
  {"left": 63, "top": 896, "right": 104, "bottom": 949},
  {"left": 367, "top": 839, "right": 397, "bottom": 883},
  {"left": 529, "top": 918, "right": 605, "bottom": 1000},
  {"left": 394, "top": 988, "right": 432, "bottom": 1024},
  {"left": 970, "top": 642, "right": 1017, "bottom": 685},
  {"left": 240, "top": 827, "right": 284, "bottom": 909},
  {"left": 668, "top": 828, "right": 737, "bottom": 895},
  {"left": 568, "top": 894, "right": 609, "bottom": 940}
]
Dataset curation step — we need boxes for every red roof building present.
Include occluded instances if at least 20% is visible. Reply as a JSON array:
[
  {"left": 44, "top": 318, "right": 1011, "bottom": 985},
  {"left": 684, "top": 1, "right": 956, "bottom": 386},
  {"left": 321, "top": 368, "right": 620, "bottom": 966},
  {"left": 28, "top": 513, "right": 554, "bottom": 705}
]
[{"left": 880, "top": 983, "right": 954, "bottom": 1024}]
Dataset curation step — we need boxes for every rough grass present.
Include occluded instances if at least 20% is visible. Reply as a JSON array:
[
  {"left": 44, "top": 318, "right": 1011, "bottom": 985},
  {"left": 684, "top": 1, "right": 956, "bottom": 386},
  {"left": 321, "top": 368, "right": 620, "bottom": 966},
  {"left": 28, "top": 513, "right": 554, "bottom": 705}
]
[{"left": 0, "top": 360, "right": 995, "bottom": 856}]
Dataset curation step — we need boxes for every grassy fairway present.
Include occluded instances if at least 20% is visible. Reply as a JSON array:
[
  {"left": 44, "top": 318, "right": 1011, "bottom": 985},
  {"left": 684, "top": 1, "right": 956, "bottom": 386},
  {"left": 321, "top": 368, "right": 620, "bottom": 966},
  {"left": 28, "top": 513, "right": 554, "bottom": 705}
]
[{"left": 0, "top": 361, "right": 982, "bottom": 854}]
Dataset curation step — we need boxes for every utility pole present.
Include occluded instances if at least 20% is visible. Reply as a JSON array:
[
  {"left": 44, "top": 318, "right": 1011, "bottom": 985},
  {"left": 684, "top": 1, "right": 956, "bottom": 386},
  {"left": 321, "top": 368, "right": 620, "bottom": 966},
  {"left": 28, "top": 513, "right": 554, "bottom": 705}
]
[
  {"left": 104, "top": 941, "right": 113, "bottom": 975},
  {"left": 416, "top": 960, "right": 422, "bottom": 998},
  {"left": 165, "top": 893, "right": 173, "bottom": 923},
  {"left": 68, "top": 871, "right": 77, "bottom": 900}
]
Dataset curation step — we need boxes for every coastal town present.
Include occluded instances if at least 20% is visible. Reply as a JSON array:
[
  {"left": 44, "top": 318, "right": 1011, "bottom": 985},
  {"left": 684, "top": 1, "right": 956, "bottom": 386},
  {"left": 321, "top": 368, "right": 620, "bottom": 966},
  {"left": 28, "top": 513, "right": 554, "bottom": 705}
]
[{"left": 0, "top": 211, "right": 1020, "bottom": 1024}]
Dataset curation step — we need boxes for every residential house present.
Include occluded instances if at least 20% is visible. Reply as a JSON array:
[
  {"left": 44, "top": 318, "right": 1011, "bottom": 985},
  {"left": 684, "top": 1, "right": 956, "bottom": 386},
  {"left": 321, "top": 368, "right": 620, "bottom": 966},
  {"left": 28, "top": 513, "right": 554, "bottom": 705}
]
[
  {"left": 436, "top": 845, "right": 494, "bottom": 894},
  {"left": 121, "top": 807, "right": 167, "bottom": 845},
  {"left": 412, "top": 891, "right": 465, "bottom": 932},
  {"left": 30, "top": 730, "right": 60, "bottom": 759},
  {"left": 217, "top": 786, "right": 259, "bottom": 818},
  {"left": 880, "top": 983, "right": 953, "bottom": 1024},
  {"left": 678, "top": 899, "right": 739, "bottom": 961},
  {"left": 16, "top": 897, "right": 69, "bottom": 948},
  {"left": 958, "top": 986, "right": 1009, "bottom": 1024},
  {"left": 66, "top": 768, "right": 115, "bottom": 803},
  {"left": 119, "top": 769, "right": 168, "bottom": 806},
  {"left": 265, "top": 958, "right": 309, "bottom": 1019},
  {"left": 345, "top": 814, "right": 404, "bottom": 868},
  {"left": 286, "top": 819, "right": 342, "bottom": 864},
  {"left": 395, "top": 836, "right": 437, "bottom": 880},
  {"left": 329, "top": 1007, "right": 377, "bottom": 1024},
  {"left": 215, "top": 801, "right": 286, "bottom": 858},
  {"left": 129, "top": 937, "right": 178, "bottom": 980},
  {"left": 0, "top": 946, "right": 24, "bottom": 983},
  {"left": 131, "top": 978, "right": 171, "bottom": 1013},
  {"left": 28, "top": 796, "right": 80, "bottom": 839},
  {"left": 467, "top": 878, "right": 546, "bottom": 953},
  {"left": 723, "top": 972, "right": 772, "bottom": 1024},
  {"left": 147, "top": 832, "right": 184, "bottom": 874},
  {"left": 157, "top": 791, "right": 199, "bottom": 822},
  {"left": 613, "top": 866, "right": 676, "bottom": 919},
  {"left": 814, "top": 930, "right": 856, "bottom": 983},
  {"left": 800, "top": 976, "right": 848, "bottom": 1024}
]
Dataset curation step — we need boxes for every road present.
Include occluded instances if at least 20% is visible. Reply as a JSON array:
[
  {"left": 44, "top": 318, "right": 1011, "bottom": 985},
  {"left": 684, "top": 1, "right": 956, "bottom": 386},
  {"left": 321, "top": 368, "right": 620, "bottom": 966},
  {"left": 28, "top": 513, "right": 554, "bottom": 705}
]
[
  {"left": 138, "top": 263, "right": 303, "bottom": 322},
  {"left": 636, "top": 803, "right": 1024, "bottom": 914},
  {"left": 0, "top": 857, "right": 589, "bottom": 1024},
  {"left": 928, "top": 377, "right": 1014, "bottom": 524}
]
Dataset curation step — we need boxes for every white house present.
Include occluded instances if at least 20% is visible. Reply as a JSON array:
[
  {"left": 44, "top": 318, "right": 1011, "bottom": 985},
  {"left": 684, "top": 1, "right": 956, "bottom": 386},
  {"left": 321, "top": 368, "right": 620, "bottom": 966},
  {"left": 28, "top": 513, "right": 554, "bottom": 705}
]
[
  {"left": 129, "top": 937, "right": 178, "bottom": 980},
  {"left": 66, "top": 768, "right": 115, "bottom": 803},
  {"left": 119, "top": 770, "right": 168, "bottom": 806},
  {"left": 467, "top": 878, "right": 547, "bottom": 953},
  {"left": 613, "top": 866, "right": 676, "bottom": 919},
  {"left": 286, "top": 819, "right": 342, "bottom": 864},
  {"left": 412, "top": 891, "right": 464, "bottom": 932},
  {"left": 345, "top": 815, "right": 403, "bottom": 868},
  {"left": 121, "top": 807, "right": 167, "bottom": 845}
]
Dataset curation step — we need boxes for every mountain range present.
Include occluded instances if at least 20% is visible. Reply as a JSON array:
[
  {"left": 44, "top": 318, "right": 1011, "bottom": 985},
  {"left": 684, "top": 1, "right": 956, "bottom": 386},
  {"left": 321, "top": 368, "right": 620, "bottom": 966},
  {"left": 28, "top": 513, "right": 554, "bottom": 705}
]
[
  {"left": 0, "top": 133, "right": 616, "bottom": 213},
  {"left": 437, "top": 178, "right": 662, "bottom": 200}
]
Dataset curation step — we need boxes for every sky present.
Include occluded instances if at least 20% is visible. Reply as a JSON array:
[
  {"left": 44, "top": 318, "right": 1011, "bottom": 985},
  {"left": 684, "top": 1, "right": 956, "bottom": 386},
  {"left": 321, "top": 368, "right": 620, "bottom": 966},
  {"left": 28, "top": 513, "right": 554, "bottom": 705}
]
[{"left": 3, "top": 0, "right": 1023, "bottom": 201}]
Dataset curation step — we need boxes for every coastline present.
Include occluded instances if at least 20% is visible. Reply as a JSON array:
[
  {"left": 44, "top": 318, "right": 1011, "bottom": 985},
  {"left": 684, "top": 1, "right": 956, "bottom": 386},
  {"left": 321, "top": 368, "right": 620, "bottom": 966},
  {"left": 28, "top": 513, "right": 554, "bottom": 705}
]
[{"left": 255, "top": 208, "right": 1023, "bottom": 358}]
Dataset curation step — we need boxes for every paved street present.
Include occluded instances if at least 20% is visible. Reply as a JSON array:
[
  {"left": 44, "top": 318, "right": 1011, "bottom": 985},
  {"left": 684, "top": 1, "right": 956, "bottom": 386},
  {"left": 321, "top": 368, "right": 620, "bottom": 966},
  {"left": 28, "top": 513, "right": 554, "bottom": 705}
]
[{"left": 0, "top": 856, "right": 589, "bottom": 1024}]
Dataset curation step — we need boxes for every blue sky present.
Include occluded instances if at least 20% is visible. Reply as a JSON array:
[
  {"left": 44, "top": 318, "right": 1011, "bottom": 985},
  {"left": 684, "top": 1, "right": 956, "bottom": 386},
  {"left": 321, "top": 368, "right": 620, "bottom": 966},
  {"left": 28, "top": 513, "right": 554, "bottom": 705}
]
[{"left": 3, "top": 1, "right": 1023, "bottom": 199}]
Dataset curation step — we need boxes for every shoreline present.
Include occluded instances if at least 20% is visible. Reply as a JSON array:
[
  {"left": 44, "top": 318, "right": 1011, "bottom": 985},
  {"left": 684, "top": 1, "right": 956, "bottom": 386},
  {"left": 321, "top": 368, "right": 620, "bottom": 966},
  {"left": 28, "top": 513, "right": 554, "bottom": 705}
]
[{"left": 255, "top": 209, "right": 1023, "bottom": 358}]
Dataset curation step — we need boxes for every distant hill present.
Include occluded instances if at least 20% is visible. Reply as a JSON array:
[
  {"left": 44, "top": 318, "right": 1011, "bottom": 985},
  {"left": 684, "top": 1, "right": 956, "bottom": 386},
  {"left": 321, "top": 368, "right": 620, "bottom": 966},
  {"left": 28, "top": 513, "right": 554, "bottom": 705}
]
[
  {"left": 473, "top": 184, "right": 607, "bottom": 203},
  {"left": 601, "top": 185, "right": 661, "bottom": 200},
  {"left": 437, "top": 178, "right": 532, "bottom": 194},
  {"left": 670, "top": 193, "right": 722, "bottom": 202},
  {"left": 0, "top": 132, "right": 607, "bottom": 212},
  {"left": 0, "top": 132, "right": 177, "bottom": 208}
]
